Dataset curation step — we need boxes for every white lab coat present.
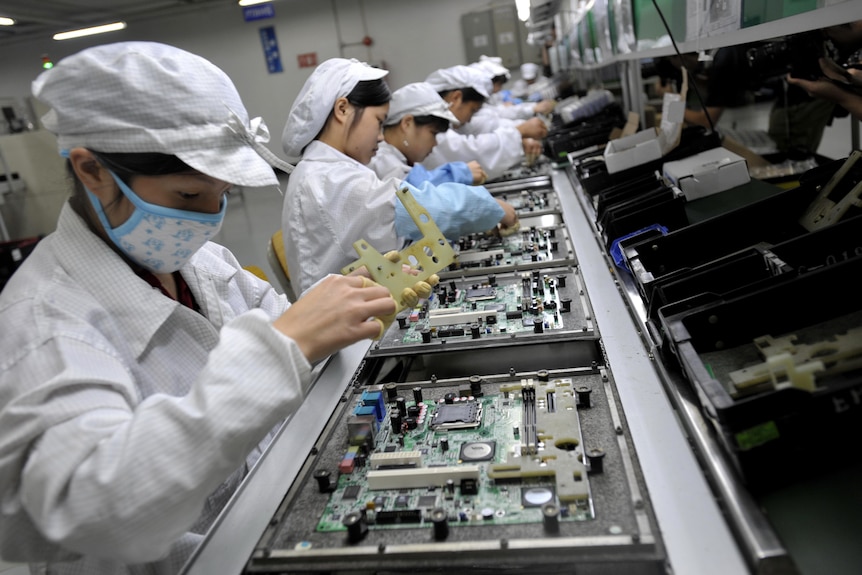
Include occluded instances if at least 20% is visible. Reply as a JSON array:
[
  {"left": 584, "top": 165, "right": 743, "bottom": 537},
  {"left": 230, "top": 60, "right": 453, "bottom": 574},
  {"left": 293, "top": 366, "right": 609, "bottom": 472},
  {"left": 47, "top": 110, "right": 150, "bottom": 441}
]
[
  {"left": 0, "top": 203, "right": 312, "bottom": 574},
  {"left": 420, "top": 123, "right": 524, "bottom": 181},
  {"left": 283, "top": 141, "right": 505, "bottom": 295},
  {"left": 368, "top": 141, "right": 473, "bottom": 186}
]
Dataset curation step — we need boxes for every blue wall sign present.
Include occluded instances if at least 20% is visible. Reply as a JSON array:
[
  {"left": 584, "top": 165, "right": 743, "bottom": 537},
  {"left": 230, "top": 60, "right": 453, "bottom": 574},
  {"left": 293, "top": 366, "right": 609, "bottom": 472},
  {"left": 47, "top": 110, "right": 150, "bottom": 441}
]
[
  {"left": 243, "top": 3, "right": 275, "bottom": 22},
  {"left": 259, "top": 26, "right": 283, "bottom": 74}
]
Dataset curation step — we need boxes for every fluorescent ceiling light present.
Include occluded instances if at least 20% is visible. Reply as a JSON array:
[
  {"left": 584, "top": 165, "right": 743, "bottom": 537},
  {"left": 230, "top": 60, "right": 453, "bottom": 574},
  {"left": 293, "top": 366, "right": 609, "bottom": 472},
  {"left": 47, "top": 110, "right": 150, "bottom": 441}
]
[
  {"left": 238, "top": 0, "right": 272, "bottom": 6},
  {"left": 0, "top": 17, "right": 15, "bottom": 26},
  {"left": 53, "top": 21, "right": 126, "bottom": 41},
  {"left": 515, "top": 0, "right": 530, "bottom": 22}
]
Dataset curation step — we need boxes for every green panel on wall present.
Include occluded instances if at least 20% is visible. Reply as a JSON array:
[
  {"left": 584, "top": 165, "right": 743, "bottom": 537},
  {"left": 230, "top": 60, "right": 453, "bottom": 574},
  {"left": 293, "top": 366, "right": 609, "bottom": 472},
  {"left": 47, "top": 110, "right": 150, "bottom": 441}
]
[
  {"left": 632, "top": 0, "right": 686, "bottom": 42},
  {"left": 742, "top": 0, "right": 819, "bottom": 28}
]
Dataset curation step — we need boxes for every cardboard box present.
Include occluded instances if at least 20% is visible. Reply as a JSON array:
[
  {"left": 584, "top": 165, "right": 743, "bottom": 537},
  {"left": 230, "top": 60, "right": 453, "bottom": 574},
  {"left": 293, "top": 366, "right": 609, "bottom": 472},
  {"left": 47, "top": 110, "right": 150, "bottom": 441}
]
[
  {"left": 663, "top": 147, "right": 750, "bottom": 201},
  {"left": 603, "top": 128, "right": 663, "bottom": 174}
]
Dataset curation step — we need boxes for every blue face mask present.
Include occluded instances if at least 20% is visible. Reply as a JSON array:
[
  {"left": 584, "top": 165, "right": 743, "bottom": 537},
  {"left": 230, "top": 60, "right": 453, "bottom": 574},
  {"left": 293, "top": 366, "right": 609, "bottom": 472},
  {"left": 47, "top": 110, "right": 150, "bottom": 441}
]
[{"left": 85, "top": 170, "right": 226, "bottom": 273}]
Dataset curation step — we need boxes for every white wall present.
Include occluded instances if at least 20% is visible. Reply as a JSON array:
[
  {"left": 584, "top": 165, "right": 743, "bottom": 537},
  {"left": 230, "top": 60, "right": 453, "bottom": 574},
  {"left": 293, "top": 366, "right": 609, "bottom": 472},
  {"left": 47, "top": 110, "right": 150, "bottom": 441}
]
[{"left": 0, "top": 0, "right": 504, "bottom": 159}]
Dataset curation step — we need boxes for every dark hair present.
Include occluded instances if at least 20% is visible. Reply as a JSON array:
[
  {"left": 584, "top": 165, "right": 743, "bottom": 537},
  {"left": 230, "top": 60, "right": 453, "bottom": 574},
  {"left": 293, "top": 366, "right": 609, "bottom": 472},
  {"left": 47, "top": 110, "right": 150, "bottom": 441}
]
[
  {"left": 346, "top": 78, "right": 392, "bottom": 126},
  {"left": 412, "top": 114, "right": 450, "bottom": 132},
  {"left": 491, "top": 74, "right": 508, "bottom": 85},
  {"left": 438, "top": 87, "right": 486, "bottom": 103},
  {"left": 67, "top": 151, "right": 194, "bottom": 222}
]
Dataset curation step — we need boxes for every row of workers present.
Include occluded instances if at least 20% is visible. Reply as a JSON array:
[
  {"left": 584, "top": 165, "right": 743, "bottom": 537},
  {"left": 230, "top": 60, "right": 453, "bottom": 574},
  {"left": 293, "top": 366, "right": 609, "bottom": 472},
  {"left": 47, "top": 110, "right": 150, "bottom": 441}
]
[{"left": 0, "top": 42, "right": 557, "bottom": 574}]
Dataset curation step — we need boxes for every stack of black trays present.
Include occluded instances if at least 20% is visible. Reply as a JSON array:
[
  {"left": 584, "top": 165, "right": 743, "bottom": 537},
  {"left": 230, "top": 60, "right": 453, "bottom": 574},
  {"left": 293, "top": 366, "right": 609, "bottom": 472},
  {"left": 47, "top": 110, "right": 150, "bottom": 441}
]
[
  {"left": 622, "top": 154, "right": 862, "bottom": 492},
  {"left": 544, "top": 103, "right": 626, "bottom": 163}
]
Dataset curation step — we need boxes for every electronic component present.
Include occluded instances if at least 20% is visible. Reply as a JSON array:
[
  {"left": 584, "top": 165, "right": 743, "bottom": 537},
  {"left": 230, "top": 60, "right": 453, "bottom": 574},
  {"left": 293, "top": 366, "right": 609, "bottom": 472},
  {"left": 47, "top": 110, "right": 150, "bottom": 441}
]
[
  {"left": 430, "top": 401, "right": 482, "bottom": 430},
  {"left": 370, "top": 268, "right": 593, "bottom": 356}
]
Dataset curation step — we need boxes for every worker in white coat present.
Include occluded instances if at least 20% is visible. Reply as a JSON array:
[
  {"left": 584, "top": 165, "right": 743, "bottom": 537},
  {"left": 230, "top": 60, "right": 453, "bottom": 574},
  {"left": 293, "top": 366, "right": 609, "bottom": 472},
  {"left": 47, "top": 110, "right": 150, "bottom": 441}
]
[
  {"left": 369, "top": 81, "right": 487, "bottom": 186},
  {"left": 281, "top": 58, "right": 518, "bottom": 295},
  {"left": 0, "top": 42, "right": 395, "bottom": 575},
  {"left": 464, "top": 56, "right": 555, "bottom": 136},
  {"left": 420, "top": 65, "right": 546, "bottom": 181}
]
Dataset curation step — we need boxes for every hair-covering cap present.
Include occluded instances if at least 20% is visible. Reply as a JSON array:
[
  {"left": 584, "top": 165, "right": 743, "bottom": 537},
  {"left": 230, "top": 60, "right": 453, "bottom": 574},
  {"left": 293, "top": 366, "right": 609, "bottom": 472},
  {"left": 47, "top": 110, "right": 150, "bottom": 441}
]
[
  {"left": 471, "top": 55, "right": 510, "bottom": 80},
  {"left": 32, "top": 41, "right": 293, "bottom": 188},
  {"left": 384, "top": 82, "right": 459, "bottom": 127},
  {"left": 424, "top": 66, "right": 492, "bottom": 99},
  {"left": 520, "top": 62, "right": 540, "bottom": 81},
  {"left": 282, "top": 58, "right": 389, "bottom": 161}
]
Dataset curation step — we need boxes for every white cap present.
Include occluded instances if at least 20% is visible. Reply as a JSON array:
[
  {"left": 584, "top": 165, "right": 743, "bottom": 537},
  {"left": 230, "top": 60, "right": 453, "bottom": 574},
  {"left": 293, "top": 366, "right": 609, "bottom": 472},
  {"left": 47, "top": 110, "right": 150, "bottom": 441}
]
[
  {"left": 520, "top": 62, "right": 540, "bottom": 81},
  {"left": 282, "top": 58, "right": 389, "bottom": 161},
  {"left": 424, "top": 65, "right": 492, "bottom": 99},
  {"left": 384, "top": 82, "right": 459, "bottom": 127},
  {"left": 32, "top": 41, "right": 293, "bottom": 188},
  {"left": 472, "top": 55, "right": 510, "bottom": 80}
]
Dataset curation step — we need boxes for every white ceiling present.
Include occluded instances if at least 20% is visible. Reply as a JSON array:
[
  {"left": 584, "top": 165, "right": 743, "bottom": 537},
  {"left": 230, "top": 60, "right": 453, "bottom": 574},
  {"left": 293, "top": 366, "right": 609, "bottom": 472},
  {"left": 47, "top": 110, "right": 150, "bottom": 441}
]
[{"left": 0, "top": 0, "right": 231, "bottom": 44}]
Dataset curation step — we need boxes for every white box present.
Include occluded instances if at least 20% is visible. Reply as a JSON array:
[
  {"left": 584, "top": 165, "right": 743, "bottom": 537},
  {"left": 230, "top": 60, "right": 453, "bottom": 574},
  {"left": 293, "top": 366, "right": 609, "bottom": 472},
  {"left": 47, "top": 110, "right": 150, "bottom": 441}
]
[
  {"left": 663, "top": 147, "right": 751, "bottom": 201},
  {"left": 603, "top": 128, "right": 663, "bottom": 174}
]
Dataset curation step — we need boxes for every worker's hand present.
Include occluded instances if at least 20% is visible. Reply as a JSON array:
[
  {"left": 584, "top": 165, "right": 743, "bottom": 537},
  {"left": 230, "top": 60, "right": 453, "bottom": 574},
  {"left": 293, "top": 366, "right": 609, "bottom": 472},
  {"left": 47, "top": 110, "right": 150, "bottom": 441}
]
[
  {"left": 517, "top": 117, "right": 549, "bottom": 140},
  {"left": 496, "top": 199, "right": 519, "bottom": 228},
  {"left": 273, "top": 275, "right": 395, "bottom": 363},
  {"left": 522, "top": 137, "right": 542, "bottom": 165},
  {"left": 468, "top": 160, "right": 488, "bottom": 185},
  {"left": 533, "top": 99, "right": 556, "bottom": 115},
  {"left": 787, "top": 58, "right": 862, "bottom": 103}
]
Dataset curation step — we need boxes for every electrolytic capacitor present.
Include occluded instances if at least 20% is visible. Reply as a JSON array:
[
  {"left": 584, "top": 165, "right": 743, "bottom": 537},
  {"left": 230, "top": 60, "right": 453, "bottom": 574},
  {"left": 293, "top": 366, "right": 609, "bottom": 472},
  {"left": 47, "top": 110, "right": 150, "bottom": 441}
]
[
  {"left": 342, "top": 511, "right": 368, "bottom": 543},
  {"left": 313, "top": 469, "right": 333, "bottom": 493},
  {"left": 469, "top": 374, "right": 483, "bottom": 397},
  {"left": 440, "top": 437, "right": 449, "bottom": 452},
  {"left": 444, "top": 392, "right": 456, "bottom": 404},
  {"left": 533, "top": 319, "right": 544, "bottom": 333},
  {"left": 390, "top": 409, "right": 403, "bottom": 434},
  {"left": 384, "top": 382, "right": 398, "bottom": 402},
  {"left": 431, "top": 507, "right": 449, "bottom": 540},
  {"left": 413, "top": 386, "right": 423, "bottom": 404},
  {"left": 471, "top": 323, "right": 481, "bottom": 339},
  {"left": 556, "top": 274, "right": 567, "bottom": 288},
  {"left": 404, "top": 416, "right": 417, "bottom": 430},
  {"left": 561, "top": 298, "right": 572, "bottom": 313},
  {"left": 587, "top": 447, "right": 606, "bottom": 474},
  {"left": 542, "top": 503, "right": 560, "bottom": 533},
  {"left": 407, "top": 404, "right": 420, "bottom": 418},
  {"left": 395, "top": 396, "right": 407, "bottom": 415},
  {"left": 421, "top": 328, "right": 432, "bottom": 343}
]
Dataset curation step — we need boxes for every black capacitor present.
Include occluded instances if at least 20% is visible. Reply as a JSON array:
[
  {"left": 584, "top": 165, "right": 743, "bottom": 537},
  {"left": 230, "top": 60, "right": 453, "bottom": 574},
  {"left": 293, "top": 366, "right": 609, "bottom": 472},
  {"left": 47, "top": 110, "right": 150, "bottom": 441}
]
[
  {"left": 486, "top": 314, "right": 497, "bottom": 325},
  {"left": 404, "top": 416, "right": 418, "bottom": 430},
  {"left": 444, "top": 392, "right": 456, "bottom": 404},
  {"left": 384, "top": 382, "right": 398, "bottom": 402},
  {"left": 537, "top": 369, "right": 550, "bottom": 382},
  {"left": 421, "top": 328, "right": 432, "bottom": 343},
  {"left": 471, "top": 323, "right": 481, "bottom": 339},
  {"left": 440, "top": 437, "right": 449, "bottom": 452},
  {"left": 533, "top": 319, "right": 544, "bottom": 333},
  {"left": 551, "top": 241, "right": 559, "bottom": 252},
  {"left": 556, "top": 274, "right": 567, "bottom": 288},
  {"left": 542, "top": 503, "right": 560, "bottom": 533},
  {"left": 390, "top": 409, "right": 403, "bottom": 433},
  {"left": 576, "top": 385, "right": 592, "bottom": 408},
  {"left": 343, "top": 511, "right": 369, "bottom": 543},
  {"left": 413, "top": 386, "right": 423, "bottom": 404},
  {"left": 313, "top": 469, "right": 334, "bottom": 493},
  {"left": 561, "top": 298, "right": 572, "bottom": 313},
  {"left": 449, "top": 281, "right": 457, "bottom": 292},
  {"left": 407, "top": 404, "right": 420, "bottom": 417},
  {"left": 549, "top": 228, "right": 556, "bottom": 238},
  {"left": 431, "top": 507, "right": 449, "bottom": 541},
  {"left": 487, "top": 274, "right": 497, "bottom": 286},
  {"left": 469, "top": 374, "right": 483, "bottom": 397},
  {"left": 471, "top": 301, "right": 477, "bottom": 310},
  {"left": 549, "top": 283, "right": 556, "bottom": 294},
  {"left": 587, "top": 447, "right": 606, "bottom": 474},
  {"left": 446, "top": 478, "right": 455, "bottom": 494},
  {"left": 397, "top": 314, "right": 409, "bottom": 329},
  {"left": 395, "top": 396, "right": 407, "bottom": 415},
  {"left": 531, "top": 253, "right": 539, "bottom": 262}
]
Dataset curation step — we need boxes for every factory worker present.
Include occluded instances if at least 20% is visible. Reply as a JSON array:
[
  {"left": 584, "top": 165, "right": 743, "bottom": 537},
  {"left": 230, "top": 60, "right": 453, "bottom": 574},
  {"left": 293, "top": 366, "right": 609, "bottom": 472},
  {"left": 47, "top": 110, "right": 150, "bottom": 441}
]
[
  {"left": 465, "top": 56, "right": 555, "bottom": 136},
  {"left": 511, "top": 61, "right": 548, "bottom": 100},
  {"left": 369, "top": 81, "right": 487, "bottom": 186},
  {"left": 0, "top": 42, "right": 394, "bottom": 575},
  {"left": 281, "top": 58, "right": 518, "bottom": 295},
  {"left": 419, "top": 64, "right": 546, "bottom": 181}
]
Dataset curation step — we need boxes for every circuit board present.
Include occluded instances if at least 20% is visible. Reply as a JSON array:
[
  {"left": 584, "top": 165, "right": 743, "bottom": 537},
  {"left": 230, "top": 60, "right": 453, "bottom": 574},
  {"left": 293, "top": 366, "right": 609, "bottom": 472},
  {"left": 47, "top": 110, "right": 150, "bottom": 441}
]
[
  {"left": 316, "top": 375, "right": 594, "bottom": 536},
  {"left": 368, "top": 267, "right": 594, "bottom": 356},
  {"left": 492, "top": 186, "right": 561, "bottom": 217},
  {"left": 440, "top": 221, "right": 575, "bottom": 278}
]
